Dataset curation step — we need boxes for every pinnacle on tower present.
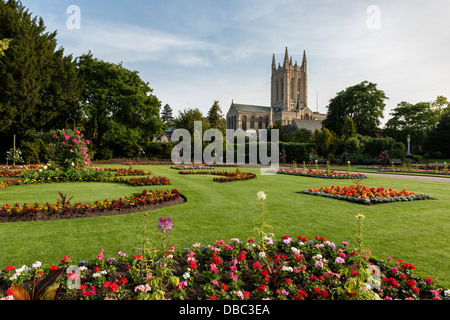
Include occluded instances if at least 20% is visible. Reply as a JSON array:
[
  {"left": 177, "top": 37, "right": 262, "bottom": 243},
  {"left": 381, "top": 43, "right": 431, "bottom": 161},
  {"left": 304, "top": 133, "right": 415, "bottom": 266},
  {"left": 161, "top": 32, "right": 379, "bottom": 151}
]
[
  {"left": 283, "top": 46, "right": 289, "bottom": 67},
  {"left": 272, "top": 53, "right": 276, "bottom": 69}
]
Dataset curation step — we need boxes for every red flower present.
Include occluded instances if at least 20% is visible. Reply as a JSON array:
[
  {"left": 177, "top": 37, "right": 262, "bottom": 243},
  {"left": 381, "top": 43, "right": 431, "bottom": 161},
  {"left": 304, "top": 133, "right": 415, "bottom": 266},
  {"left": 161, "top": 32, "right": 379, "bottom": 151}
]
[
  {"left": 237, "top": 250, "right": 246, "bottom": 261},
  {"left": 221, "top": 283, "right": 228, "bottom": 291},
  {"left": 314, "top": 287, "right": 329, "bottom": 298},
  {"left": 209, "top": 295, "right": 217, "bottom": 300},
  {"left": 407, "top": 279, "right": 416, "bottom": 288},
  {"left": 294, "top": 289, "right": 308, "bottom": 300},
  {"left": 60, "top": 256, "right": 70, "bottom": 264},
  {"left": 4, "top": 266, "right": 15, "bottom": 271},
  {"left": 257, "top": 284, "right": 266, "bottom": 292},
  {"left": 109, "top": 282, "right": 119, "bottom": 293}
]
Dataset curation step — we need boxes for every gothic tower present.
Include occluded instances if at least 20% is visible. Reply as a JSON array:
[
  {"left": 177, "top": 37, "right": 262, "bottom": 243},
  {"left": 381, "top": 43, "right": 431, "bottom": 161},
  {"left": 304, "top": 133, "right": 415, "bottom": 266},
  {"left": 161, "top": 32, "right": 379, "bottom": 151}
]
[{"left": 271, "top": 47, "right": 308, "bottom": 111}]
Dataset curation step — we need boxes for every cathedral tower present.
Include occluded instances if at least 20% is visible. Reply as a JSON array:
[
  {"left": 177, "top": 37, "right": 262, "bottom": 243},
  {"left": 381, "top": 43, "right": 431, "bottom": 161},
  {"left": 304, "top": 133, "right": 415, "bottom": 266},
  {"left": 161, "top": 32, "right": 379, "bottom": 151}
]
[{"left": 271, "top": 47, "right": 308, "bottom": 111}]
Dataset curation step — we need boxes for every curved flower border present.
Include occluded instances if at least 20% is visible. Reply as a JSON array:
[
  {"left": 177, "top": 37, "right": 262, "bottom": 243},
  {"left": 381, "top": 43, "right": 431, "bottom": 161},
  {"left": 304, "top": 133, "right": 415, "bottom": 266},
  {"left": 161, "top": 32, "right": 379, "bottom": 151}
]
[{"left": 0, "top": 189, "right": 182, "bottom": 222}]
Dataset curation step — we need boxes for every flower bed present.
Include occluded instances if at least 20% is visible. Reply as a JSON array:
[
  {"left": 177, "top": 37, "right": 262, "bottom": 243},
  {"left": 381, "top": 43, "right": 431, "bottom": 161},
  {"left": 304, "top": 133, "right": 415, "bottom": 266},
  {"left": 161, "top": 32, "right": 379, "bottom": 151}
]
[
  {"left": 178, "top": 169, "right": 256, "bottom": 183},
  {"left": 301, "top": 185, "right": 432, "bottom": 205},
  {"left": 1, "top": 233, "right": 448, "bottom": 300},
  {"left": 270, "top": 168, "right": 367, "bottom": 179},
  {"left": 171, "top": 165, "right": 215, "bottom": 170},
  {"left": 378, "top": 168, "right": 450, "bottom": 176},
  {"left": 0, "top": 189, "right": 182, "bottom": 222}
]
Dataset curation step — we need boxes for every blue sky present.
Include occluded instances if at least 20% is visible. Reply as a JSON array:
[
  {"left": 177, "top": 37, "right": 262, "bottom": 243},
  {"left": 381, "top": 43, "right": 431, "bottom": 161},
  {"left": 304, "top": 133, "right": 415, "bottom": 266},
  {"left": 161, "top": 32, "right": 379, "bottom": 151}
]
[{"left": 20, "top": 0, "right": 450, "bottom": 125}]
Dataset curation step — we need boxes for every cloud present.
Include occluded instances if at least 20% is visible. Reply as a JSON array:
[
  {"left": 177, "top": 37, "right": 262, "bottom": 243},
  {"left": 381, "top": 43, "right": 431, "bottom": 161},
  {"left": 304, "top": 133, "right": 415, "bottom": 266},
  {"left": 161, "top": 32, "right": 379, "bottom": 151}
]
[{"left": 58, "top": 21, "right": 214, "bottom": 66}]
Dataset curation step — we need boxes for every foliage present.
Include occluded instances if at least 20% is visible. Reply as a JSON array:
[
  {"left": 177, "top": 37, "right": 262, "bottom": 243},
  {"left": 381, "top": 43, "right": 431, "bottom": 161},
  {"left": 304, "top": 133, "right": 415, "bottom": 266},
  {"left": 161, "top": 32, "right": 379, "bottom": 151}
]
[
  {"left": 0, "top": 0, "right": 80, "bottom": 154},
  {"left": 314, "top": 128, "right": 334, "bottom": 157},
  {"left": 11, "top": 266, "right": 65, "bottom": 300},
  {"left": 0, "top": 38, "right": 10, "bottom": 56},
  {"left": 49, "top": 129, "right": 91, "bottom": 168},
  {"left": 322, "top": 81, "right": 388, "bottom": 137},
  {"left": 425, "top": 111, "right": 450, "bottom": 158},
  {"left": 161, "top": 104, "right": 174, "bottom": 128},
  {"left": 207, "top": 100, "right": 226, "bottom": 135},
  {"left": 76, "top": 52, "right": 164, "bottom": 160},
  {"left": 5, "top": 148, "right": 23, "bottom": 164},
  {"left": 1, "top": 232, "right": 447, "bottom": 300},
  {"left": 341, "top": 117, "right": 357, "bottom": 140},
  {"left": 383, "top": 98, "right": 446, "bottom": 149}
]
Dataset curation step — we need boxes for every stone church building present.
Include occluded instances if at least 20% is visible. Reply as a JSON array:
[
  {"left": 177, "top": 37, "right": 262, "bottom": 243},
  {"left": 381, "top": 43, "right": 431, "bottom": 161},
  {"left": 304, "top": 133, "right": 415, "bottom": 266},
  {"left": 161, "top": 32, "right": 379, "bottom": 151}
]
[{"left": 226, "top": 47, "right": 326, "bottom": 135}]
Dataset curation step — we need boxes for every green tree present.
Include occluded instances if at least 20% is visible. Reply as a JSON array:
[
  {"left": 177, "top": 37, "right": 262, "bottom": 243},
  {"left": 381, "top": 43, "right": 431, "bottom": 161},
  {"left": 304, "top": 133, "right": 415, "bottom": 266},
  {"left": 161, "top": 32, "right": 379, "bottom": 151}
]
[
  {"left": 322, "top": 81, "right": 388, "bottom": 137},
  {"left": 76, "top": 52, "right": 164, "bottom": 159},
  {"left": 425, "top": 111, "right": 450, "bottom": 158},
  {"left": 341, "top": 117, "right": 357, "bottom": 140},
  {"left": 207, "top": 100, "right": 226, "bottom": 135},
  {"left": 384, "top": 98, "right": 445, "bottom": 150},
  {"left": 161, "top": 104, "right": 174, "bottom": 128},
  {"left": 291, "top": 128, "right": 313, "bottom": 143},
  {"left": 0, "top": 0, "right": 80, "bottom": 154},
  {"left": 314, "top": 127, "right": 333, "bottom": 157},
  {"left": 173, "top": 107, "right": 208, "bottom": 135}
]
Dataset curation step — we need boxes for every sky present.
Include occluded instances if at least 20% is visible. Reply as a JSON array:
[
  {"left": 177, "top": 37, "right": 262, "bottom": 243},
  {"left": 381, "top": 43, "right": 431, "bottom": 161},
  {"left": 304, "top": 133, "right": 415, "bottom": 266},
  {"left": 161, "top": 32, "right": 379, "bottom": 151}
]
[{"left": 20, "top": 0, "right": 450, "bottom": 126}]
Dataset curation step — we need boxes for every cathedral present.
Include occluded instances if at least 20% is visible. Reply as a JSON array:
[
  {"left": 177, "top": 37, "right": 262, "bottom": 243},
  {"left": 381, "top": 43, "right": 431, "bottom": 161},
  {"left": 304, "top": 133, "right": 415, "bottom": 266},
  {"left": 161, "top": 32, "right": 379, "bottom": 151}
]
[{"left": 226, "top": 47, "right": 326, "bottom": 135}]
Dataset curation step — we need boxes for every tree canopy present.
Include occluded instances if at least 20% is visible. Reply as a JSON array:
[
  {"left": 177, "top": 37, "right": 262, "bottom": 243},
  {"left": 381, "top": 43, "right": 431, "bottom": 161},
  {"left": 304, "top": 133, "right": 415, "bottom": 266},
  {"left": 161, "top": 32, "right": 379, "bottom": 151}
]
[
  {"left": 322, "top": 81, "right": 388, "bottom": 137},
  {"left": 0, "top": 0, "right": 80, "bottom": 146},
  {"left": 76, "top": 53, "right": 164, "bottom": 159}
]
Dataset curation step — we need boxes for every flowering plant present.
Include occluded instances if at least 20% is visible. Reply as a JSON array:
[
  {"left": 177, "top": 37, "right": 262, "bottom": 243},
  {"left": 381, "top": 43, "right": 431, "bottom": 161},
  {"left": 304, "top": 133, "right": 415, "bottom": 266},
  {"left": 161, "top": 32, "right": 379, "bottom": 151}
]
[
  {"left": 1, "top": 233, "right": 448, "bottom": 300},
  {"left": 49, "top": 129, "right": 91, "bottom": 168},
  {"left": 302, "top": 185, "right": 432, "bottom": 205},
  {"left": 272, "top": 168, "right": 367, "bottom": 180}
]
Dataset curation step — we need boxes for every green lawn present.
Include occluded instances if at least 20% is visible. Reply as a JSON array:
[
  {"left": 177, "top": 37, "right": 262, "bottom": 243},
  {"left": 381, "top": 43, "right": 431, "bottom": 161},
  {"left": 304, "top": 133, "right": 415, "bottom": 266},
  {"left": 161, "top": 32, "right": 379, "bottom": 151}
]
[{"left": 0, "top": 164, "right": 448, "bottom": 289}]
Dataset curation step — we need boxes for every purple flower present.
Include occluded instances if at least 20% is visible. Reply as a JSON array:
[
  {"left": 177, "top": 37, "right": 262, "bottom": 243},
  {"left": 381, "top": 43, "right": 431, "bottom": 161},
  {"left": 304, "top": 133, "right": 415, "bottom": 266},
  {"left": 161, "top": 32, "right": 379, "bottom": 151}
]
[{"left": 158, "top": 217, "right": 173, "bottom": 234}]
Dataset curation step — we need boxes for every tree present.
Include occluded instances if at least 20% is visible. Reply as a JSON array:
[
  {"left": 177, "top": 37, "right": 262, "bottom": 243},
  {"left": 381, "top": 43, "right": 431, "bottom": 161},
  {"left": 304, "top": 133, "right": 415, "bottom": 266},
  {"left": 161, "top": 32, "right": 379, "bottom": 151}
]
[
  {"left": 161, "top": 104, "right": 174, "bottom": 128},
  {"left": 322, "top": 81, "right": 388, "bottom": 136},
  {"left": 314, "top": 127, "right": 333, "bottom": 157},
  {"left": 76, "top": 52, "right": 164, "bottom": 159},
  {"left": 173, "top": 107, "right": 208, "bottom": 136},
  {"left": 207, "top": 100, "right": 226, "bottom": 135},
  {"left": 291, "top": 128, "right": 313, "bottom": 143},
  {"left": 0, "top": 0, "right": 80, "bottom": 155},
  {"left": 425, "top": 111, "right": 450, "bottom": 158},
  {"left": 341, "top": 117, "right": 357, "bottom": 140},
  {"left": 384, "top": 97, "right": 446, "bottom": 151}
]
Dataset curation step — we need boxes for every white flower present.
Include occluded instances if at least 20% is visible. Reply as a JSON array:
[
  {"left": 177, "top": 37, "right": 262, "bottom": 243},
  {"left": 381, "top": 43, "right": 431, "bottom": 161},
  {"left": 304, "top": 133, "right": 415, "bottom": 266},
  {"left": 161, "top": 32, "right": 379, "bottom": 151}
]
[
  {"left": 258, "top": 251, "right": 266, "bottom": 259},
  {"left": 32, "top": 261, "right": 42, "bottom": 268},
  {"left": 291, "top": 247, "right": 300, "bottom": 254},
  {"left": 43, "top": 165, "right": 48, "bottom": 170},
  {"left": 79, "top": 266, "right": 88, "bottom": 272},
  {"left": 182, "top": 272, "right": 190, "bottom": 279},
  {"left": 281, "top": 266, "right": 293, "bottom": 272},
  {"left": 71, "top": 162, "right": 75, "bottom": 167},
  {"left": 257, "top": 191, "right": 266, "bottom": 200}
]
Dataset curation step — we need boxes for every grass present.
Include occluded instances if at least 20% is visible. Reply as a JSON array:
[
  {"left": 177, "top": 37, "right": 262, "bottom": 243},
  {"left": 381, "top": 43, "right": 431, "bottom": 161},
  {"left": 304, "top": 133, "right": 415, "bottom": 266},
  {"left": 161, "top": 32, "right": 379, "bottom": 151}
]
[{"left": 0, "top": 164, "right": 448, "bottom": 289}]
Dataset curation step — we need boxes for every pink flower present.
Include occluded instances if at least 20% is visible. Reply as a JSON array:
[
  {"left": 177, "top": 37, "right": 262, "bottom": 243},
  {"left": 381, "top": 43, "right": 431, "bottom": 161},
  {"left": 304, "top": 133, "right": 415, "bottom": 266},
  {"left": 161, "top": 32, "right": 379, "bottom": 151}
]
[{"left": 209, "top": 263, "right": 218, "bottom": 274}]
